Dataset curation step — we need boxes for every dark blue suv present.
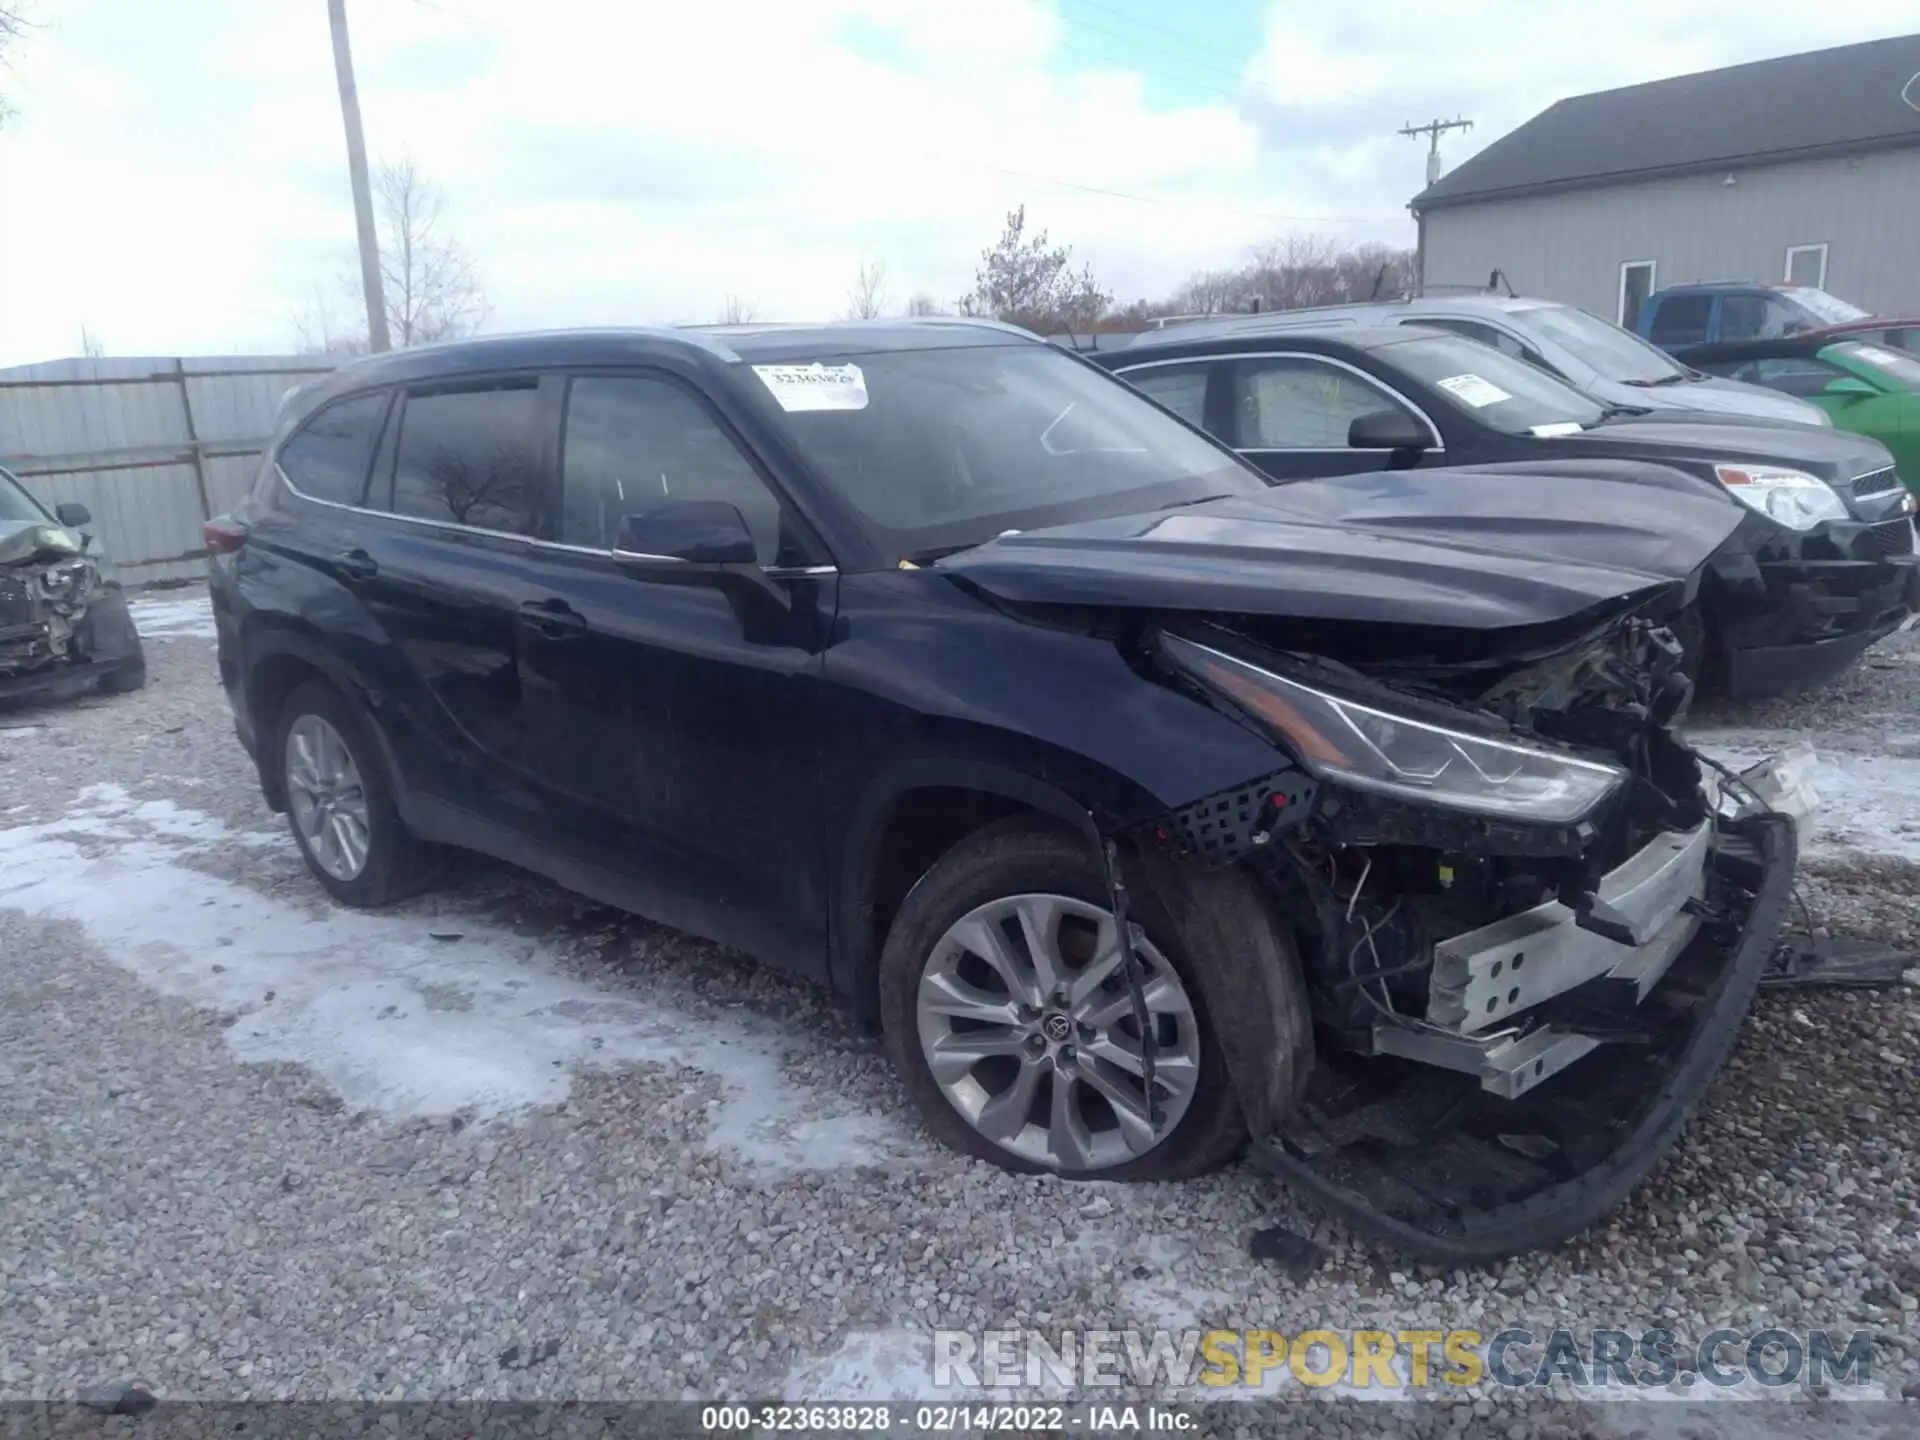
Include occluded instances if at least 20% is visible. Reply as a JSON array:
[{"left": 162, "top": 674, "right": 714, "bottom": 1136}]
[{"left": 207, "top": 321, "right": 1796, "bottom": 1261}]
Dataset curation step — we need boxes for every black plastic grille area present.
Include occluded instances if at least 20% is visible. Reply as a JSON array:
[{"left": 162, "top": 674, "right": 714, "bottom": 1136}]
[
  {"left": 1841, "top": 466, "right": 1900, "bottom": 502},
  {"left": 1861, "top": 518, "right": 1915, "bottom": 558},
  {"left": 0, "top": 575, "right": 35, "bottom": 629},
  {"left": 1154, "top": 768, "right": 1317, "bottom": 866}
]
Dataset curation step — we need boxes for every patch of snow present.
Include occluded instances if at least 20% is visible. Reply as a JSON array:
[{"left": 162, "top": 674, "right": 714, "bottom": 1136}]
[
  {"left": 128, "top": 592, "right": 217, "bottom": 640},
  {"left": 1690, "top": 728, "right": 1920, "bottom": 863},
  {"left": 0, "top": 784, "right": 913, "bottom": 1171},
  {"left": 782, "top": 1330, "right": 946, "bottom": 1402}
]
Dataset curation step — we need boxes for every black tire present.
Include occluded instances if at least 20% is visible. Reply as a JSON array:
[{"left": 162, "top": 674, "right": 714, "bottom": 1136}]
[
  {"left": 273, "top": 678, "right": 437, "bottom": 908},
  {"left": 96, "top": 658, "right": 147, "bottom": 695},
  {"left": 878, "top": 818, "right": 1247, "bottom": 1181}
]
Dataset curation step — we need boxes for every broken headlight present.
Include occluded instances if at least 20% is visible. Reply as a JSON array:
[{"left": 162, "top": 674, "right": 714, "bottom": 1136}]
[
  {"left": 1712, "top": 464, "right": 1847, "bottom": 530},
  {"left": 34, "top": 557, "right": 97, "bottom": 615},
  {"left": 1166, "top": 637, "right": 1626, "bottom": 824}
]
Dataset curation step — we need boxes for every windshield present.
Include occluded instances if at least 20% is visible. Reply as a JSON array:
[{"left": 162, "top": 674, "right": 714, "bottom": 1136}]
[
  {"left": 753, "top": 343, "right": 1262, "bottom": 557},
  {"left": 1508, "top": 303, "right": 1683, "bottom": 383},
  {"left": 1836, "top": 341, "right": 1920, "bottom": 391},
  {"left": 1786, "top": 289, "right": 1871, "bottom": 326},
  {"left": 1378, "top": 333, "right": 1606, "bottom": 435},
  {"left": 0, "top": 467, "right": 56, "bottom": 526}
]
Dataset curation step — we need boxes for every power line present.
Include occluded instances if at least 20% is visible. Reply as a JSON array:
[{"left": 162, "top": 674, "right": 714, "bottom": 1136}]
[
  {"left": 1056, "top": 0, "right": 1377, "bottom": 116},
  {"left": 976, "top": 160, "right": 1407, "bottom": 227}
]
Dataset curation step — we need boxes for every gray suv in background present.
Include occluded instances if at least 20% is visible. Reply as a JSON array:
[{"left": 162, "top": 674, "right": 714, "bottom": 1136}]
[{"left": 1146, "top": 295, "right": 1831, "bottom": 429}]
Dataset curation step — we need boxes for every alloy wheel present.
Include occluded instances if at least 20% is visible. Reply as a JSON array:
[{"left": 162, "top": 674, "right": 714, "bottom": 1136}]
[
  {"left": 284, "top": 713, "right": 372, "bottom": 882},
  {"left": 915, "top": 892, "right": 1201, "bottom": 1171}
]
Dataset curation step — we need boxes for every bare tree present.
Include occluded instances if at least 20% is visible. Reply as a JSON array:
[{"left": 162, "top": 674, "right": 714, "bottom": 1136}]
[
  {"left": 77, "top": 325, "right": 105, "bottom": 359},
  {"left": 291, "top": 284, "right": 371, "bottom": 358},
  {"left": 375, "top": 156, "right": 486, "bottom": 347},
  {"left": 842, "top": 258, "right": 890, "bottom": 320},
  {"left": 1, "top": 3, "right": 34, "bottom": 127},
  {"left": 289, "top": 158, "right": 486, "bottom": 354},
  {"left": 717, "top": 294, "right": 758, "bottom": 324},
  {"left": 961, "top": 205, "right": 1112, "bottom": 335}
]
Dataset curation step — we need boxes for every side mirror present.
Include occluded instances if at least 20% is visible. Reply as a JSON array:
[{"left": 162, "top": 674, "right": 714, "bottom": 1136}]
[
  {"left": 1825, "top": 376, "right": 1879, "bottom": 401},
  {"left": 1348, "top": 408, "right": 1431, "bottom": 452},
  {"left": 55, "top": 501, "right": 91, "bottom": 528},
  {"left": 614, "top": 500, "right": 758, "bottom": 566}
]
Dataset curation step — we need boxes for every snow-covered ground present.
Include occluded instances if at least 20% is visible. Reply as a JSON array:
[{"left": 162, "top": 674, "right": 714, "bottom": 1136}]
[
  {"left": 0, "top": 783, "right": 912, "bottom": 1171},
  {"left": 128, "top": 590, "right": 218, "bottom": 640}
]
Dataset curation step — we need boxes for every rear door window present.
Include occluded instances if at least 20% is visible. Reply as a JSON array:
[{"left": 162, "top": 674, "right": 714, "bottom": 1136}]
[
  {"left": 1648, "top": 295, "right": 1713, "bottom": 347},
  {"left": 388, "top": 380, "right": 545, "bottom": 535},
  {"left": 1414, "top": 319, "right": 1517, "bottom": 356},
  {"left": 1720, "top": 295, "right": 1769, "bottom": 342},
  {"left": 277, "top": 391, "right": 390, "bottom": 506},
  {"left": 1122, "top": 364, "right": 1212, "bottom": 429}
]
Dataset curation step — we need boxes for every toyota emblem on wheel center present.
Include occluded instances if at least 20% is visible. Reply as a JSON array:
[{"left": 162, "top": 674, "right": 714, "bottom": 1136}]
[{"left": 1042, "top": 1013, "right": 1073, "bottom": 1043}]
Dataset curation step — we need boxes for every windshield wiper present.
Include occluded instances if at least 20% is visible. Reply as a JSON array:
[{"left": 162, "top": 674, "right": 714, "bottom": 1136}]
[
  {"left": 1621, "top": 374, "right": 1688, "bottom": 387},
  {"left": 1591, "top": 403, "right": 1655, "bottom": 423}
]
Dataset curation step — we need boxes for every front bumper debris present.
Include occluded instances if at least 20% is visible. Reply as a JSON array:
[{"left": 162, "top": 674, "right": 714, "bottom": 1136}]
[
  {"left": 1248, "top": 810, "right": 1796, "bottom": 1263},
  {"left": 1371, "top": 820, "right": 1711, "bottom": 1099},
  {"left": 1712, "top": 526, "right": 1920, "bottom": 698},
  {"left": 0, "top": 586, "right": 145, "bottom": 704}
]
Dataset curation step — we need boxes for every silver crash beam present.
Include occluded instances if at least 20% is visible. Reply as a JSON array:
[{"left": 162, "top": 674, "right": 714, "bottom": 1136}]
[{"left": 1372, "top": 819, "right": 1712, "bottom": 1099}]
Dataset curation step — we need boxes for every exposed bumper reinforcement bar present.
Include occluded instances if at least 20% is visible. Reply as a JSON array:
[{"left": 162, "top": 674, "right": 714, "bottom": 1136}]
[
  {"left": 1371, "top": 820, "right": 1712, "bottom": 1098},
  {"left": 1249, "top": 811, "right": 1796, "bottom": 1263}
]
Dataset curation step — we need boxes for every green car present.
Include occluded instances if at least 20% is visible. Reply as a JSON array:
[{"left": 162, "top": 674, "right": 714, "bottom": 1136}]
[{"left": 1688, "top": 336, "right": 1920, "bottom": 491}]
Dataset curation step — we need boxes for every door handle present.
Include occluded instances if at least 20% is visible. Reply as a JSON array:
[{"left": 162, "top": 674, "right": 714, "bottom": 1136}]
[
  {"left": 335, "top": 548, "right": 379, "bottom": 581},
  {"left": 518, "top": 598, "right": 588, "bottom": 637}
]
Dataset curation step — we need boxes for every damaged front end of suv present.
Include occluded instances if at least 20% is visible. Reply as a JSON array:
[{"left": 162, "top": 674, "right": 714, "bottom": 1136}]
[
  {"left": 942, "top": 464, "right": 1797, "bottom": 1260},
  {"left": 1152, "top": 612, "right": 1791, "bottom": 1260},
  {"left": 0, "top": 482, "right": 146, "bottom": 704}
]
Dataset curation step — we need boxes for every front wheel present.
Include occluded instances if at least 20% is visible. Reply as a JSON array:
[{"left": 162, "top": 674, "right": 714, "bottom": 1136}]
[{"left": 878, "top": 820, "right": 1245, "bottom": 1181}]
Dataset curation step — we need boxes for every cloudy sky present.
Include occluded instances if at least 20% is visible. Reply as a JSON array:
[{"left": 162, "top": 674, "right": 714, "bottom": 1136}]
[{"left": 0, "top": 0, "right": 1915, "bottom": 365}]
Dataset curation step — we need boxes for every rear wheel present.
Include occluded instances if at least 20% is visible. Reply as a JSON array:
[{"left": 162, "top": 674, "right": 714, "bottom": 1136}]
[
  {"left": 275, "top": 679, "right": 436, "bottom": 907},
  {"left": 878, "top": 820, "right": 1244, "bottom": 1180}
]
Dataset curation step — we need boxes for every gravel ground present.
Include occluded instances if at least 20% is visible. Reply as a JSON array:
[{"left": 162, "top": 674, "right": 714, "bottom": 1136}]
[{"left": 3, "top": 586, "right": 1918, "bottom": 1437}]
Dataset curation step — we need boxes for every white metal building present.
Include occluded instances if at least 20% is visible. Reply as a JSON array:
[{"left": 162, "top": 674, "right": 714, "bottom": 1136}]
[{"left": 1413, "top": 35, "right": 1920, "bottom": 325}]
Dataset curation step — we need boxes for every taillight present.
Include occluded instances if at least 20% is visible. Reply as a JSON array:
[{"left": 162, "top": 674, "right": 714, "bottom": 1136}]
[{"left": 204, "top": 518, "right": 248, "bottom": 556}]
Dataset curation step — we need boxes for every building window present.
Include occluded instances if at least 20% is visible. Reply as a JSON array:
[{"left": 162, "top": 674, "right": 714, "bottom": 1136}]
[
  {"left": 1618, "top": 260, "right": 1656, "bottom": 327},
  {"left": 1785, "top": 243, "right": 1828, "bottom": 289}
]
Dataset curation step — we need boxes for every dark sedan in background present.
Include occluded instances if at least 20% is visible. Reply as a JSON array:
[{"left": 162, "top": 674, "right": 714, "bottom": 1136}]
[{"left": 1089, "top": 325, "right": 1919, "bottom": 698}]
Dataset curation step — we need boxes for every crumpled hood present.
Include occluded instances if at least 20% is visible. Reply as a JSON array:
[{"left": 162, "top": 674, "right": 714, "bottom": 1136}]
[
  {"left": 0, "top": 519, "right": 82, "bottom": 568},
  {"left": 939, "top": 460, "right": 1742, "bottom": 631}
]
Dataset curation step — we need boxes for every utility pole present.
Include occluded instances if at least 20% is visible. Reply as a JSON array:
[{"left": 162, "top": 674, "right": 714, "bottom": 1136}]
[
  {"left": 1400, "top": 116, "right": 1474, "bottom": 186},
  {"left": 1400, "top": 116, "right": 1473, "bottom": 300},
  {"left": 327, "top": 0, "right": 391, "bottom": 353}
]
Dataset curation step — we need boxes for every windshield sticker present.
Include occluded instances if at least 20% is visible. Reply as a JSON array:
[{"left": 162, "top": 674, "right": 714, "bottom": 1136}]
[
  {"left": 1435, "top": 373, "right": 1512, "bottom": 408},
  {"left": 753, "top": 362, "right": 869, "bottom": 413},
  {"left": 1529, "top": 422, "right": 1583, "bottom": 438},
  {"left": 1851, "top": 345, "right": 1901, "bottom": 367}
]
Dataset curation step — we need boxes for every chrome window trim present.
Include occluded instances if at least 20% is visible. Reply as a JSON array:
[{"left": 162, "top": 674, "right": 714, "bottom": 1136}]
[
  {"left": 1114, "top": 350, "right": 1447, "bottom": 453},
  {"left": 273, "top": 464, "right": 837, "bottom": 576}
]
